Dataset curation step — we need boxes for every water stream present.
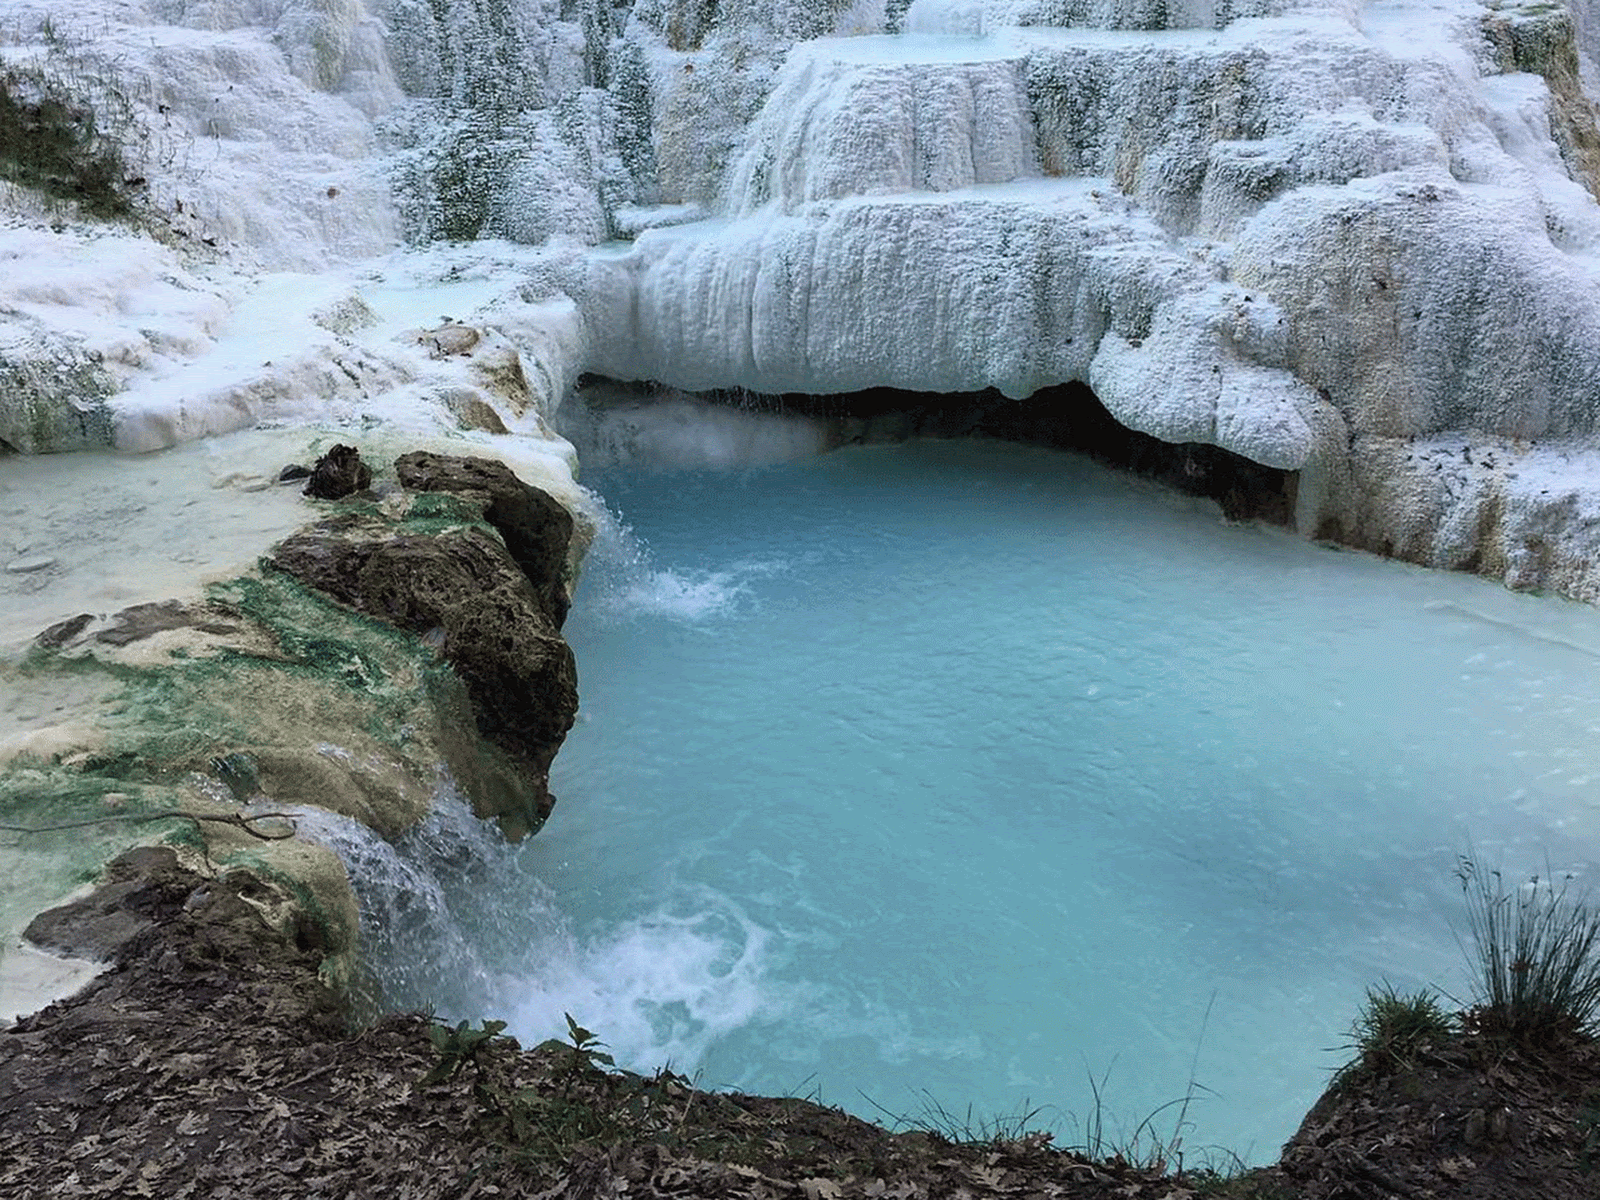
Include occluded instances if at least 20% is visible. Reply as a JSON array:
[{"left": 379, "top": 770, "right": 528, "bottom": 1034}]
[{"left": 337, "top": 417, "right": 1600, "bottom": 1163}]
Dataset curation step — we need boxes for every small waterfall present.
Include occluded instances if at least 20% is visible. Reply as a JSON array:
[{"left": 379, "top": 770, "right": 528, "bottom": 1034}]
[
  {"left": 557, "top": 382, "right": 830, "bottom": 471},
  {"left": 559, "top": 395, "right": 806, "bottom": 623},
  {"left": 295, "top": 777, "right": 784, "bottom": 1072},
  {"left": 291, "top": 781, "right": 548, "bottom": 1019}
]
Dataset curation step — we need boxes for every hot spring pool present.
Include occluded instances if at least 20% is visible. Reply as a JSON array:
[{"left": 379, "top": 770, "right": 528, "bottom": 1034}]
[{"left": 340, "top": 434, "right": 1600, "bottom": 1163}]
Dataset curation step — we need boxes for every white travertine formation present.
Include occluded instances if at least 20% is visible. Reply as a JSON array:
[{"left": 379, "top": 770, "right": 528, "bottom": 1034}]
[
  {"left": 590, "top": 0, "right": 1600, "bottom": 585},
  {"left": 5, "top": 0, "right": 1600, "bottom": 590}
]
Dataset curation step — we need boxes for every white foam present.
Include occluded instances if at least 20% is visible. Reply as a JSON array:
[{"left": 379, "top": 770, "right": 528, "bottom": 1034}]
[
  {"left": 503, "top": 892, "right": 781, "bottom": 1072},
  {"left": 571, "top": 493, "right": 788, "bottom": 625},
  {"left": 615, "top": 568, "right": 757, "bottom": 622}
]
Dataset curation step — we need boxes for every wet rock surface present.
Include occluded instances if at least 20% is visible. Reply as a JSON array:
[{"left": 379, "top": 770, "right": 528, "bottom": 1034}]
[
  {"left": 78, "top": 599, "right": 245, "bottom": 648},
  {"left": 270, "top": 452, "right": 579, "bottom": 835},
  {"left": 302, "top": 443, "right": 373, "bottom": 500},
  {"left": 394, "top": 449, "right": 574, "bottom": 627}
]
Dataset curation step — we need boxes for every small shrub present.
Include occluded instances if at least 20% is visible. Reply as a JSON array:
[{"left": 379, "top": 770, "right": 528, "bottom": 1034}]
[
  {"left": 554, "top": 1012, "right": 615, "bottom": 1089},
  {"left": 421, "top": 1013, "right": 631, "bottom": 1164},
  {"left": 0, "top": 66, "right": 134, "bottom": 218},
  {"left": 1342, "top": 983, "right": 1454, "bottom": 1078},
  {"left": 1456, "top": 854, "right": 1600, "bottom": 1044}
]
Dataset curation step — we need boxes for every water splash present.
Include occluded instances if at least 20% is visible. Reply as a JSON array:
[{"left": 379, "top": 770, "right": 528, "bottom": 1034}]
[
  {"left": 293, "top": 784, "right": 784, "bottom": 1075},
  {"left": 575, "top": 491, "right": 787, "bottom": 624},
  {"left": 502, "top": 891, "right": 782, "bottom": 1070}
]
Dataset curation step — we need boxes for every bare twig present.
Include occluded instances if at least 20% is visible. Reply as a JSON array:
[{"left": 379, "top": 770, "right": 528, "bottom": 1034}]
[{"left": 0, "top": 810, "right": 298, "bottom": 840}]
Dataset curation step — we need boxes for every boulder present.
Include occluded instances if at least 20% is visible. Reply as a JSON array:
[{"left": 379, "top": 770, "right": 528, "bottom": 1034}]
[
  {"left": 269, "top": 455, "right": 580, "bottom": 834},
  {"left": 303, "top": 444, "right": 372, "bottom": 500},
  {"left": 394, "top": 450, "right": 574, "bottom": 627}
]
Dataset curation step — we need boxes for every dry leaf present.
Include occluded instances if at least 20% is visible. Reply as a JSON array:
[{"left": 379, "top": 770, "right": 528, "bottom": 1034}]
[
  {"left": 175, "top": 1110, "right": 206, "bottom": 1136},
  {"left": 968, "top": 1164, "right": 1006, "bottom": 1188}
]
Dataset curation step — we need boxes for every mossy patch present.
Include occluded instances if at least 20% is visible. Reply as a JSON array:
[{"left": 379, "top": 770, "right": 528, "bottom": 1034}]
[
  {"left": 0, "top": 350, "right": 115, "bottom": 455},
  {"left": 6, "top": 569, "right": 471, "bottom": 845},
  {"left": 0, "top": 65, "right": 135, "bottom": 219}
]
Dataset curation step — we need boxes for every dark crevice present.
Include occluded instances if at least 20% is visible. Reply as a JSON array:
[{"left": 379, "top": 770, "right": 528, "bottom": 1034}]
[{"left": 577, "top": 376, "right": 1299, "bottom": 526}]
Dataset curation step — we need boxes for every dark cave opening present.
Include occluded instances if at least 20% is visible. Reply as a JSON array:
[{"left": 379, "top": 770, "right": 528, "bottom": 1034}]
[{"left": 573, "top": 376, "right": 1298, "bottom": 526}]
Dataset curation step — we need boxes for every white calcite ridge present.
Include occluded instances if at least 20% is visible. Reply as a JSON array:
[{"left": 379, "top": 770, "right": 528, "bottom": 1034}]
[
  {"left": 5, "top": 0, "right": 1600, "bottom": 592},
  {"left": 568, "top": 0, "right": 1600, "bottom": 589}
]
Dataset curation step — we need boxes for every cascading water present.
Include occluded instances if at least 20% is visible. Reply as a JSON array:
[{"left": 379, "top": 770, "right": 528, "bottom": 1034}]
[{"left": 311, "top": 399, "right": 1600, "bottom": 1164}]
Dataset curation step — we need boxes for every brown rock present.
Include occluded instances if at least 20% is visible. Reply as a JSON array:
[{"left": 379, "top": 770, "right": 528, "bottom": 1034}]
[
  {"left": 91, "top": 599, "right": 243, "bottom": 646},
  {"left": 394, "top": 450, "right": 573, "bottom": 627},
  {"left": 22, "top": 846, "right": 187, "bottom": 960},
  {"left": 268, "top": 461, "right": 579, "bottom": 836},
  {"left": 303, "top": 444, "right": 372, "bottom": 500},
  {"left": 440, "top": 388, "right": 510, "bottom": 435},
  {"left": 418, "top": 322, "right": 480, "bottom": 358},
  {"left": 36, "top": 612, "right": 93, "bottom": 647}
]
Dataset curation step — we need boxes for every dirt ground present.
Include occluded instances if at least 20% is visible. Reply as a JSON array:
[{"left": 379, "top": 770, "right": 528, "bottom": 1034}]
[{"left": 6, "top": 850, "right": 1600, "bottom": 1199}]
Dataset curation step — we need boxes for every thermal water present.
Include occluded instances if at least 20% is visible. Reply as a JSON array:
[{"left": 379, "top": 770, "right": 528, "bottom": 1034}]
[{"left": 345, "top": 429, "right": 1600, "bottom": 1163}]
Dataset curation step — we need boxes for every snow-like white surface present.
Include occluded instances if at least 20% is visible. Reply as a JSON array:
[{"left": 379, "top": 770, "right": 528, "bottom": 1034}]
[
  {"left": 581, "top": 0, "right": 1600, "bottom": 514},
  {"left": 902, "top": 0, "right": 1283, "bottom": 33},
  {"left": 725, "top": 38, "right": 1038, "bottom": 213},
  {"left": 579, "top": 178, "right": 1324, "bottom": 466},
  {"left": 585, "top": 180, "right": 1167, "bottom": 396},
  {"left": 10, "top": 0, "right": 1600, "bottom": 495},
  {"left": 0, "top": 3, "right": 399, "bottom": 269},
  {"left": 0, "top": 1, "right": 581, "bottom": 459}
]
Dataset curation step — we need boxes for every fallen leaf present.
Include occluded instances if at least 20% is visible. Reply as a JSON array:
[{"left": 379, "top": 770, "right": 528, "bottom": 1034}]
[{"left": 968, "top": 1164, "right": 1006, "bottom": 1188}]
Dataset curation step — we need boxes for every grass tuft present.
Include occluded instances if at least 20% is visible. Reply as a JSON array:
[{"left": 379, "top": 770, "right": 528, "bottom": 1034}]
[
  {"left": 1339, "top": 983, "right": 1454, "bottom": 1080},
  {"left": 1456, "top": 854, "right": 1600, "bottom": 1045},
  {"left": 860, "top": 1089, "right": 1053, "bottom": 1150},
  {"left": 1080, "top": 1061, "right": 1213, "bottom": 1176}
]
